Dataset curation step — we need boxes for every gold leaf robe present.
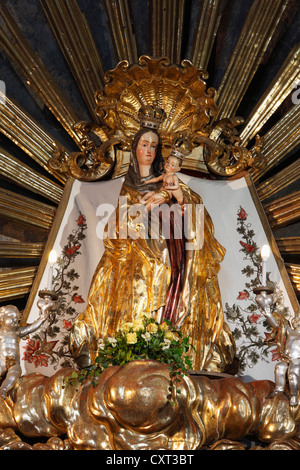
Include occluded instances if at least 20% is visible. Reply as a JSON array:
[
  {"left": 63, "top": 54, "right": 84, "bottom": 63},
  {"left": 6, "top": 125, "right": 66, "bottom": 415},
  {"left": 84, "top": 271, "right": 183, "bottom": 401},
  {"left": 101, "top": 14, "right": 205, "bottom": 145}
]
[{"left": 70, "top": 179, "right": 235, "bottom": 371}]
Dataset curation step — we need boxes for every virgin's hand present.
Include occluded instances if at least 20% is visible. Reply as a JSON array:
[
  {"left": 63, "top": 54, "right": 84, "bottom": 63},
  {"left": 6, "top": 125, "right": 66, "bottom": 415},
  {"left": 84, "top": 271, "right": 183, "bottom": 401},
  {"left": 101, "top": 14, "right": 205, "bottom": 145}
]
[
  {"left": 145, "top": 191, "right": 171, "bottom": 210},
  {"left": 139, "top": 191, "right": 155, "bottom": 204}
]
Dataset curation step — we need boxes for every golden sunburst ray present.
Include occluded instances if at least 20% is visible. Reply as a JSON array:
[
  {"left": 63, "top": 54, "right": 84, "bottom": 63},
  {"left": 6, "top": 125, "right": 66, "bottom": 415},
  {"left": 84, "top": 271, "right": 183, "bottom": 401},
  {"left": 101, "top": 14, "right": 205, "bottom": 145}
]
[
  {"left": 250, "top": 104, "right": 300, "bottom": 182},
  {"left": 104, "top": 0, "right": 139, "bottom": 63},
  {"left": 0, "top": 148, "right": 63, "bottom": 203},
  {"left": 257, "top": 158, "right": 300, "bottom": 201},
  {"left": 215, "top": 0, "right": 290, "bottom": 119},
  {"left": 0, "top": 186, "right": 55, "bottom": 231},
  {"left": 0, "top": 94, "right": 68, "bottom": 184},
  {"left": 0, "top": 1, "right": 81, "bottom": 145},
  {"left": 0, "top": 266, "right": 38, "bottom": 301},
  {"left": 40, "top": 0, "right": 105, "bottom": 122},
  {"left": 240, "top": 43, "right": 300, "bottom": 145}
]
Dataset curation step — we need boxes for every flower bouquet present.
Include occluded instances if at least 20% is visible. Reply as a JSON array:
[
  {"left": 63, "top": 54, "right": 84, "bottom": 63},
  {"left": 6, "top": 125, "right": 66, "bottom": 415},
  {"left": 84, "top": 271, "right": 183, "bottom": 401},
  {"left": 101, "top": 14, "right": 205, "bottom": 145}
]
[{"left": 66, "top": 314, "right": 195, "bottom": 401}]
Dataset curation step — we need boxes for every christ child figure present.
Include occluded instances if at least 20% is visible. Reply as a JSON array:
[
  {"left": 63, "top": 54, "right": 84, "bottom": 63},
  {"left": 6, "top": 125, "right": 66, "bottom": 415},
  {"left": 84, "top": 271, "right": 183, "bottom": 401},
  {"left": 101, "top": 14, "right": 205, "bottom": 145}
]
[{"left": 140, "top": 154, "right": 184, "bottom": 208}]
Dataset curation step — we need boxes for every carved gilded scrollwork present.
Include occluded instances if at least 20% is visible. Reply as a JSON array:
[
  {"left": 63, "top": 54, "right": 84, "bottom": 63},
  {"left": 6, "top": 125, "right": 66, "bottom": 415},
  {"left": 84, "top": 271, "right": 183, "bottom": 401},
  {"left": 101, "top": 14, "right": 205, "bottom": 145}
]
[
  {"left": 94, "top": 56, "right": 217, "bottom": 150},
  {"left": 202, "top": 119, "right": 265, "bottom": 177},
  {"left": 48, "top": 56, "right": 265, "bottom": 181},
  {"left": 48, "top": 122, "right": 120, "bottom": 182},
  {"left": 2, "top": 360, "right": 300, "bottom": 450}
]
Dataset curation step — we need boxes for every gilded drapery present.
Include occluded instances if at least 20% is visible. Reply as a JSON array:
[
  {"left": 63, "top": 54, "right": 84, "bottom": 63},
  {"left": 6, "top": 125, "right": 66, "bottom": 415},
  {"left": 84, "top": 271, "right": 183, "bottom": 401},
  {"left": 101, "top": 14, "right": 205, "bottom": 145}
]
[{"left": 70, "top": 178, "right": 235, "bottom": 371}]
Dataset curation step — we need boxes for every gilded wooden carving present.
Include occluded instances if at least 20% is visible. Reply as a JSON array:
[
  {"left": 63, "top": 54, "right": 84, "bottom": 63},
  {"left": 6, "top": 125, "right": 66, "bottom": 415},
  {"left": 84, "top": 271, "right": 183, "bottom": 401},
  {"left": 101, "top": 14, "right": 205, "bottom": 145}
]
[{"left": 48, "top": 56, "right": 265, "bottom": 181}]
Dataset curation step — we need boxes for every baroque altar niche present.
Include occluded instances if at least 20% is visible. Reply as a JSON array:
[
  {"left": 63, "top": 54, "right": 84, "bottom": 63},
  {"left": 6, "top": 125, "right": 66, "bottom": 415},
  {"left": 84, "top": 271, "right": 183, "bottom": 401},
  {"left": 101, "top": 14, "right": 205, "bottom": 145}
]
[{"left": 1, "top": 57, "right": 299, "bottom": 450}]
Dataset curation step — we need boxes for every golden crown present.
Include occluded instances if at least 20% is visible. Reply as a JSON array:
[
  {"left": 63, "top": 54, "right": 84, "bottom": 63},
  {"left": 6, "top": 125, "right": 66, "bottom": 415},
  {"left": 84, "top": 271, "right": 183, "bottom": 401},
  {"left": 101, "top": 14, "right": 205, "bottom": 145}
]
[
  {"left": 170, "top": 136, "right": 193, "bottom": 161},
  {"left": 138, "top": 104, "right": 166, "bottom": 130}
]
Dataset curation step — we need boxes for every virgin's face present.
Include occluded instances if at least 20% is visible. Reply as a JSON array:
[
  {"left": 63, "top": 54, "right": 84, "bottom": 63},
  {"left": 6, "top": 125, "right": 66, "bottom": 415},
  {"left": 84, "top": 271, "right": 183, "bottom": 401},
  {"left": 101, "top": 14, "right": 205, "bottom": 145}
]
[{"left": 136, "top": 131, "right": 159, "bottom": 167}]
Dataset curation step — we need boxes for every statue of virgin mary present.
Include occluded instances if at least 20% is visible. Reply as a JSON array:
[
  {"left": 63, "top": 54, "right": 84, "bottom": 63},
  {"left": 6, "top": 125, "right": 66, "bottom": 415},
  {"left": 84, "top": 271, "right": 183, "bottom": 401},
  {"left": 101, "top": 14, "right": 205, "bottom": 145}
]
[{"left": 70, "top": 105, "right": 235, "bottom": 372}]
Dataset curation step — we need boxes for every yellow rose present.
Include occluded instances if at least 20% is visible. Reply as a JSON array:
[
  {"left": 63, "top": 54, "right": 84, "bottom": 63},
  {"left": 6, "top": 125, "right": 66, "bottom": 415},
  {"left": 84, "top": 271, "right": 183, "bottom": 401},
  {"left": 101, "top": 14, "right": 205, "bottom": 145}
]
[
  {"left": 133, "top": 319, "right": 144, "bottom": 331},
  {"left": 120, "top": 321, "right": 133, "bottom": 332},
  {"left": 146, "top": 323, "right": 158, "bottom": 334},
  {"left": 165, "top": 331, "right": 174, "bottom": 340},
  {"left": 159, "top": 322, "right": 169, "bottom": 332},
  {"left": 126, "top": 332, "right": 137, "bottom": 344},
  {"left": 143, "top": 312, "right": 152, "bottom": 319}
]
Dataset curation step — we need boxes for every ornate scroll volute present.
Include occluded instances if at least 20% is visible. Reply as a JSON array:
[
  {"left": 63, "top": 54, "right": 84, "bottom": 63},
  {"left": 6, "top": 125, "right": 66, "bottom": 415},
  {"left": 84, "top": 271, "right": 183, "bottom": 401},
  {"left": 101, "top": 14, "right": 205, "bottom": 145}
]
[
  {"left": 200, "top": 117, "right": 266, "bottom": 177},
  {"left": 92, "top": 55, "right": 265, "bottom": 176},
  {"left": 48, "top": 121, "right": 122, "bottom": 181}
]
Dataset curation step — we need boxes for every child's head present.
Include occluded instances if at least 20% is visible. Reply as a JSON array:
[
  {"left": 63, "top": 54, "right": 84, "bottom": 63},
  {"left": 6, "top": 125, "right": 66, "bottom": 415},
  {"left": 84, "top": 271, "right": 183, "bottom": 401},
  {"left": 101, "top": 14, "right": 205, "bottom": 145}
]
[
  {"left": 0, "top": 305, "right": 20, "bottom": 329},
  {"left": 292, "top": 315, "right": 300, "bottom": 330},
  {"left": 164, "top": 155, "right": 182, "bottom": 173}
]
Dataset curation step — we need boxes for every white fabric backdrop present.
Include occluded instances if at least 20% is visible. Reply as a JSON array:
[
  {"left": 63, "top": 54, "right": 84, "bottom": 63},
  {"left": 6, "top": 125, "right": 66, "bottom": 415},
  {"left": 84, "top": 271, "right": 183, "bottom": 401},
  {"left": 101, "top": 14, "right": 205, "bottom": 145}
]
[{"left": 21, "top": 175, "right": 297, "bottom": 381}]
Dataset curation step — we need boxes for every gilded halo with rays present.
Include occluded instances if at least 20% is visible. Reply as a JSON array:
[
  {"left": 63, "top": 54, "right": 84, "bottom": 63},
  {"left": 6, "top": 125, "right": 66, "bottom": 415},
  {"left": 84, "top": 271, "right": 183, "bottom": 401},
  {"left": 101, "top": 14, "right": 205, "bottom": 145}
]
[{"left": 0, "top": 0, "right": 299, "bottom": 309}]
